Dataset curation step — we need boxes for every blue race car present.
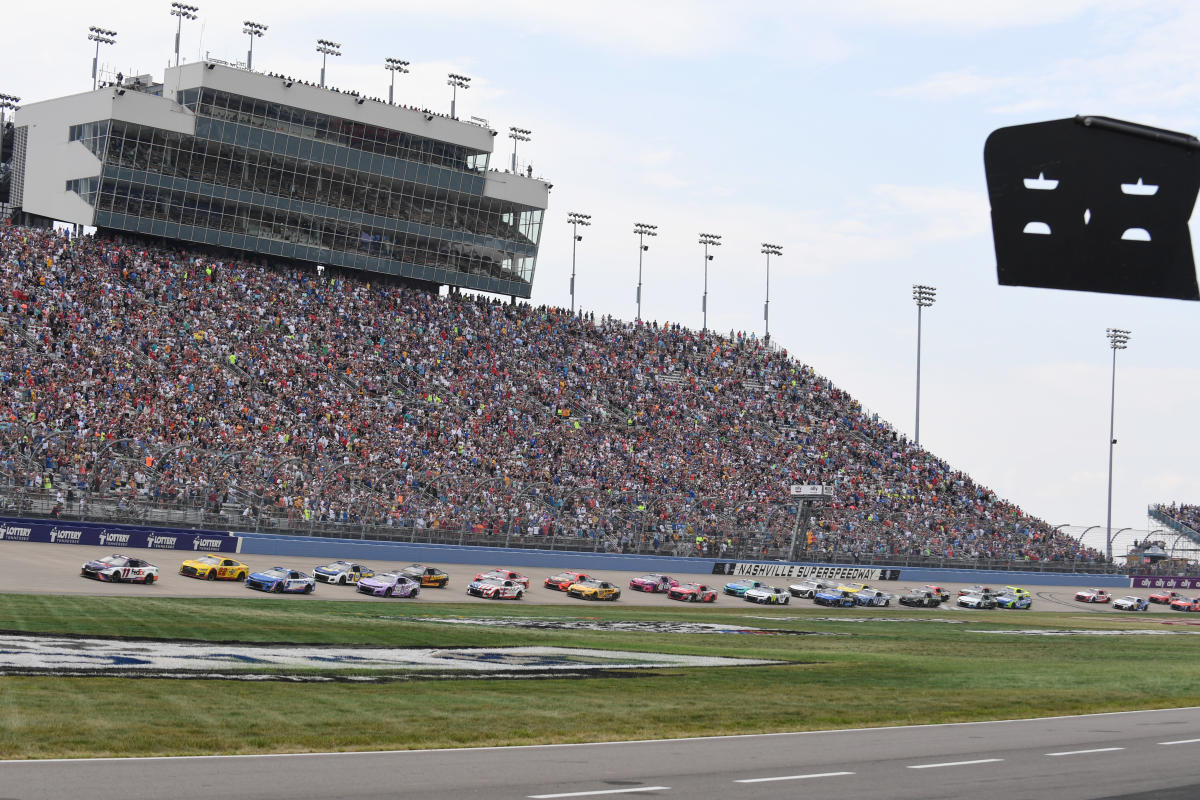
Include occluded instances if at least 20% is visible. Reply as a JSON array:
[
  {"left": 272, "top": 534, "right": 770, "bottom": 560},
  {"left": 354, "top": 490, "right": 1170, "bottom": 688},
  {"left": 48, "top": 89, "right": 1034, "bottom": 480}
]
[
  {"left": 245, "top": 567, "right": 316, "bottom": 594},
  {"left": 1113, "top": 595, "right": 1150, "bottom": 611},
  {"left": 723, "top": 579, "right": 765, "bottom": 597},
  {"left": 995, "top": 590, "right": 1032, "bottom": 609},
  {"left": 814, "top": 588, "right": 857, "bottom": 607}
]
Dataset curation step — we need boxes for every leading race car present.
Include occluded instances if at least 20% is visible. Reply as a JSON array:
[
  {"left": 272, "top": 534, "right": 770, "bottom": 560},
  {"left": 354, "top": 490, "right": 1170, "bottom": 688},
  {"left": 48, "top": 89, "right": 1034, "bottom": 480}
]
[
  {"left": 246, "top": 567, "right": 315, "bottom": 593},
  {"left": 1150, "top": 589, "right": 1180, "bottom": 604},
  {"left": 566, "top": 580, "right": 621, "bottom": 601},
  {"left": 723, "top": 579, "right": 765, "bottom": 597},
  {"left": 475, "top": 568, "right": 530, "bottom": 589},
  {"left": 788, "top": 578, "right": 835, "bottom": 599},
  {"left": 81, "top": 554, "right": 158, "bottom": 584},
  {"left": 1075, "top": 588, "right": 1111, "bottom": 603},
  {"left": 544, "top": 571, "right": 589, "bottom": 591},
  {"left": 400, "top": 564, "right": 450, "bottom": 588},
  {"left": 1169, "top": 596, "right": 1200, "bottom": 612},
  {"left": 1113, "top": 595, "right": 1150, "bottom": 611},
  {"left": 312, "top": 560, "right": 375, "bottom": 585},
  {"left": 814, "top": 588, "right": 858, "bottom": 608},
  {"left": 855, "top": 589, "right": 892, "bottom": 607},
  {"left": 356, "top": 572, "right": 421, "bottom": 598},
  {"left": 994, "top": 590, "right": 1032, "bottom": 609},
  {"left": 179, "top": 554, "right": 249, "bottom": 581},
  {"left": 744, "top": 586, "right": 790, "bottom": 605},
  {"left": 628, "top": 573, "right": 678, "bottom": 593},
  {"left": 899, "top": 589, "right": 942, "bottom": 608},
  {"left": 466, "top": 577, "right": 525, "bottom": 600},
  {"left": 957, "top": 591, "right": 996, "bottom": 609},
  {"left": 667, "top": 583, "right": 718, "bottom": 603}
]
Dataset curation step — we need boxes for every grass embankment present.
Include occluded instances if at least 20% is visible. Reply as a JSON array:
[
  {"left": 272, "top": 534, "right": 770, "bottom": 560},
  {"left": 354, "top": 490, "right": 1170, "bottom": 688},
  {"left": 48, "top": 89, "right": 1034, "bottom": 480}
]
[{"left": 0, "top": 594, "right": 1196, "bottom": 758}]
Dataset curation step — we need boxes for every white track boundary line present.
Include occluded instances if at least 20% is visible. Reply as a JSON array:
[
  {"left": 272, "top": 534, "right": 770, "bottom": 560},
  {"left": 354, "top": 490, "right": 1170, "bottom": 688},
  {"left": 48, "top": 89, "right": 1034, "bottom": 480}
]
[
  {"left": 907, "top": 758, "right": 1003, "bottom": 769},
  {"left": 735, "top": 771, "right": 854, "bottom": 783}
]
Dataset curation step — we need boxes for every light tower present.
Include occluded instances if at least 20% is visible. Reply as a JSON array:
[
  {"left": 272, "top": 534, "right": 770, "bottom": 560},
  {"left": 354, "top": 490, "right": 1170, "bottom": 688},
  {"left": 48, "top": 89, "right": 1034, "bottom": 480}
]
[
  {"left": 761, "top": 243, "right": 782, "bottom": 342},
  {"left": 567, "top": 212, "right": 591, "bottom": 314},
  {"left": 447, "top": 73, "right": 471, "bottom": 118},
  {"left": 385, "top": 58, "right": 409, "bottom": 105},
  {"left": 0, "top": 94, "right": 19, "bottom": 132},
  {"left": 912, "top": 284, "right": 936, "bottom": 446},
  {"left": 170, "top": 3, "right": 199, "bottom": 68},
  {"left": 699, "top": 233, "right": 722, "bottom": 335},
  {"left": 87, "top": 26, "right": 117, "bottom": 91},
  {"left": 633, "top": 223, "right": 657, "bottom": 322},
  {"left": 316, "top": 39, "right": 341, "bottom": 88},
  {"left": 1105, "top": 327, "right": 1131, "bottom": 564},
  {"left": 509, "top": 127, "right": 531, "bottom": 173},
  {"left": 242, "top": 21, "right": 267, "bottom": 71}
]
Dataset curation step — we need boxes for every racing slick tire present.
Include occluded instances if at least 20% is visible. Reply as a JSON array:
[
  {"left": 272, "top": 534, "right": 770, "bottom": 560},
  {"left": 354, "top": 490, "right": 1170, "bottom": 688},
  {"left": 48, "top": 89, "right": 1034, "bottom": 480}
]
[
  {"left": 515, "top": 591, "right": 524, "bottom": 600},
  {"left": 109, "top": 572, "right": 120, "bottom": 584},
  {"left": 272, "top": 582, "right": 283, "bottom": 593},
  {"left": 384, "top": 587, "right": 393, "bottom": 598},
  {"left": 206, "top": 570, "right": 216, "bottom": 580},
  {"left": 237, "top": 572, "right": 247, "bottom": 581},
  {"left": 304, "top": 584, "right": 313, "bottom": 594},
  {"left": 143, "top": 573, "right": 154, "bottom": 585},
  {"left": 338, "top": 575, "right": 347, "bottom": 586},
  {"left": 412, "top": 589, "right": 420, "bottom": 598}
]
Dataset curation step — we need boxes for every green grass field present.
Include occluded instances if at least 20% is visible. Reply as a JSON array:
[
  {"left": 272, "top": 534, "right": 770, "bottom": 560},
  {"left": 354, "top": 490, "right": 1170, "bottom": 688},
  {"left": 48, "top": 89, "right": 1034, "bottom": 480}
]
[{"left": 1, "top": 594, "right": 1197, "bottom": 759}]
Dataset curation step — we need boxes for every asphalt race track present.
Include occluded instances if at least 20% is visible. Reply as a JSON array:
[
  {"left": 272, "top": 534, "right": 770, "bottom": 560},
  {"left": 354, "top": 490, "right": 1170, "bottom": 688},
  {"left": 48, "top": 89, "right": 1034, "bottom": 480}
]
[
  {"left": 0, "top": 540, "right": 1173, "bottom": 612},
  {"left": 4, "top": 707, "right": 1200, "bottom": 799}
]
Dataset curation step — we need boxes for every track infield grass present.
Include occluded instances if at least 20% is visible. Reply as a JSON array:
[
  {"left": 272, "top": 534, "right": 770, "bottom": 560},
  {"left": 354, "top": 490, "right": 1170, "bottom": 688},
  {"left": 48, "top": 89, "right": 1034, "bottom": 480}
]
[{"left": 1, "top": 594, "right": 1198, "bottom": 758}]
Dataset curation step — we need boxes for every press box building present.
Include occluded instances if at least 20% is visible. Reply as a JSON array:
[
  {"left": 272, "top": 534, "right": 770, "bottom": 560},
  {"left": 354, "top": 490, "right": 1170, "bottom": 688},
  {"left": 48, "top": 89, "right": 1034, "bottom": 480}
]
[{"left": 9, "top": 62, "right": 547, "bottom": 298}]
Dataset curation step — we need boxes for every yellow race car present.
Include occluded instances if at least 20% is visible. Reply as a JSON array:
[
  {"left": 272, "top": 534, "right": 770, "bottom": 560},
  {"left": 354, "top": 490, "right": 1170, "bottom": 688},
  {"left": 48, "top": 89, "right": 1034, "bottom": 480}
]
[
  {"left": 399, "top": 563, "right": 450, "bottom": 588},
  {"left": 179, "top": 554, "right": 250, "bottom": 581},
  {"left": 566, "top": 579, "right": 621, "bottom": 601},
  {"left": 836, "top": 582, "right": 868, "bottom": 595}
]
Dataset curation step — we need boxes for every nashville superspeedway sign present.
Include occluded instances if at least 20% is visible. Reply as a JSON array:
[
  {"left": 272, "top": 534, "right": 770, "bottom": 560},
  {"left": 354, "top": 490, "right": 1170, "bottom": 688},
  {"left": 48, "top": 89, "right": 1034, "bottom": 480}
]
[{"left": 711, "top": 562, "right": 900, "bottom": 581}]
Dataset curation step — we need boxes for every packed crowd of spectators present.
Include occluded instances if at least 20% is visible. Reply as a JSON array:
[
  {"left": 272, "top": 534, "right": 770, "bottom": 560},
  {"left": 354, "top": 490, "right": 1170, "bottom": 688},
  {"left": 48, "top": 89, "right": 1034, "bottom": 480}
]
[
  {"left": 1152, "top": 503, "right": 1200, "bottom": 534},
  {"left": 0, "top": 223, "right": 1106, "bottom": 564}
]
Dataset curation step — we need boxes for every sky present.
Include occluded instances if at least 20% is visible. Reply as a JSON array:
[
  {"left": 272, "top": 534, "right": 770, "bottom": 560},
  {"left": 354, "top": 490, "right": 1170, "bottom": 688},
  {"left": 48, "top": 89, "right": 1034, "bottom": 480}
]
[{"left": 6, "top": 0, "right": 1200, "bottom": 540}]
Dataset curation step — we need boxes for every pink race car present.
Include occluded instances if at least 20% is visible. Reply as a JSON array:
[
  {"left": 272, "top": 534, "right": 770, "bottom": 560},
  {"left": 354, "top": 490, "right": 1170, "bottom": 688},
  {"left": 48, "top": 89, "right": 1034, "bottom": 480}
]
[
  {"left": 628, "top": 573, "right": 678, "bottom": 593},
  {"left": 1075, "top": 588, "right": 1111, "bottom": 603}
]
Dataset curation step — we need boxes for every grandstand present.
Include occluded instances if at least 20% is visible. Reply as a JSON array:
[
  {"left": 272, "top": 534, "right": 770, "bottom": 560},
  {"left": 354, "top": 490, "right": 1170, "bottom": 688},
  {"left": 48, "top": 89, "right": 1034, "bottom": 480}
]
[{"left": 0, "top": 223, "right": 1107, "bottom": 571}]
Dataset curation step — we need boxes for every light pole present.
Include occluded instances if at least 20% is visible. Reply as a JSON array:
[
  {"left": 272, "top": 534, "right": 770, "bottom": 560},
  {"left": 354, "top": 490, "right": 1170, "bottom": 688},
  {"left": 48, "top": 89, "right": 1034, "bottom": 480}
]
[
  {"left": 0, "top": 94, "right": 18, "bottom": 134},
  {"left": 316, "top": 39, "right": 341, "bottom": 88},
  {"left": 509, "top": 126, "right": 531, "bottom": 173},
  {"left": 912, "top": 284, "right": 936, "bottom": 446},
  {"left": 1105, "top": 327, "right": 1131, "bottom": 564},
  {"left": 447, "top": 73, "right": 470, "bottom": 118},
  {"left": 633, "top": 222, "right": 657, "bottom": 322},
  {"left": 170, "top": 3, "right": 199, "bottom": 68},
  {"left": 567, "top": 212, "right": 591, "bottom": 314},
  {"left": 242, "top": 21, "right": 266, "bottom": 71},
  {"left": 87, "top": 27, "right": 117, "bottom": 91},
  {"left": 761, "top": 243, "right": 782, "bottom": 342},
  {"left": 385, "top": 57, "right": 409, "bottom": 105},
  {"left": 699, "top": 233, "right": 721, "bottom": 335}
]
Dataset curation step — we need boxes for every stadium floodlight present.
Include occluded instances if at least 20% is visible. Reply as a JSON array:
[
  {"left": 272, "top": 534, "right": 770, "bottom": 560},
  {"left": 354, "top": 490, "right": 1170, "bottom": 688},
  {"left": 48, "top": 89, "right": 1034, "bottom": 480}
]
[
  {"left": 698, "top": 233, "right": 722, "bottom": 335},
  {"left": 447, "top": 72, "right": 471, "bottom": 118},
  {"left": 242, "top": 21, "right": 267, "bottom": 71},
  {"left": 87, "top": 26, "right": 118, "bottom": 91},
  {"left": 761, "top": 243, "right": 782, "bottom": 342},
  {"left": 385, "top": 57, "right": 409, "bottom": 105},
  {"left": 567, "top": 212, "right": 591, "bottom": 314},
  {"left": 316, "top": 39, "right": 342, "bottom": 88},
  {"left": 1105, "top": 327, "right": 1131, "bottom": 564},
  {"left": 912, "top": 284, "right": 937, "bottom": 446},
  {"left": 170, "top": 3, "right": 199, "bottom": 68},
  {"left": 509, "top": 126, "right": 531, "bottom": 173},
  {"left": 633, "top": 222, "right": 658, "bottom": 322},
  {"left": 0, "top": 93, "right": 18, "bottom": 137}
]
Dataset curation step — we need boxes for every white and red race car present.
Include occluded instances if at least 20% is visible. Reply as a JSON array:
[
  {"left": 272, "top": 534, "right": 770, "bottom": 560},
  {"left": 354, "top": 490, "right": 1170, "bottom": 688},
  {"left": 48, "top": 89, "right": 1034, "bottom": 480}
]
[
  {"left": 1075, "top": 588, "right": 1111, "bottom": 603},
  {"left": 466, "top": 577, "right": 526, "bottom": 600},
  {"left": 81, "top": 554, "right": 159, "bottom": 584}
]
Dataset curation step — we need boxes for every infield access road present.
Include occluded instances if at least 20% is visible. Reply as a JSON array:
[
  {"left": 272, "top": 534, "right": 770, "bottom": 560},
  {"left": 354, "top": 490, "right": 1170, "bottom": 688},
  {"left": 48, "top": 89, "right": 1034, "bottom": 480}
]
[{"left": 4, "top": 708, "right": 1199, "bottom": 799}]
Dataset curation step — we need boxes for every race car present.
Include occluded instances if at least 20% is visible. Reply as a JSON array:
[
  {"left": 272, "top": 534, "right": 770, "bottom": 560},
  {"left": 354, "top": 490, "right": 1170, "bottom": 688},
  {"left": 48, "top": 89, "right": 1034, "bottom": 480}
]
[
  {"left": 667, "top": 583, "right": 718, "bottom": 602},
  {"left": 628, "top": 573, "right": 678, "bottom": 593},
  {"left": 813, "top": 588, "right": 858, "bottom": 607},
  {"left": 960, "top": 585, "right": 995, "bottom": 597},
  {"left": 544, "top": 571, "right": 589, "bottom": 591},
  {"left": 744, "top": 586, "right": 790, "bottom": 605},
  {"left": 836, "top": 582, "right": 869, "bottom": 595},
  {"left": 921, "top": 585, "right": 951, "bottom": 602},
  {"left": 80, "top": 554, "right": 158, "bottom": 584},
  {"left": 356, "top": 572, "right": 421, "bottom": 598},
  {"left": 788, "top": 578, "right": 835, "bottom": 598},
  {"left": 1169, "top": 596, "right": 1200, "bottom": 612},
  {"left": 723, "top": 579, "right": 765, "bottom": 597},
  {"left": 1003, "top": 586, "right": 1031, "bottom": 600},
  {"left": 566, "top": 580, "right": 621, "bottom": 601},
  {"left": 466, "top": 577, "right": 525, "bottom": 600},
  {"left": 312, "top": 560, "right": 375, "bottom": 585},
  {"left": 855, "top": 589, "right": 892, "bottom": 607},
  {"left": 1113, "top": 596, "right": 1150, "bottom": 611},
  {"left": 994, "top": 590, "right": 1032, "bottom": 609},
  {"left": 246, "top": 567, "right": 315, "bottom": 593},
  {"left": 179, "top": 554, "right": 249, "bottom": 581},
  {"left": 957, "top": 591, "right": 996, "bottom": 609},
  {"left": 899, "top": 589, "right": 942, "bottom": 608},
  {"left": 400, "top": 563, "right": 449, "bottom": 588},
  {"left": 475, "top": 568, "right": 530, "bottom": 589},
  {"left": 1149, "top": 589, "right": 1180, "bottom": 604},
  {"left": 1075, "top": 588, "right": 1112, "bottom": 603}
]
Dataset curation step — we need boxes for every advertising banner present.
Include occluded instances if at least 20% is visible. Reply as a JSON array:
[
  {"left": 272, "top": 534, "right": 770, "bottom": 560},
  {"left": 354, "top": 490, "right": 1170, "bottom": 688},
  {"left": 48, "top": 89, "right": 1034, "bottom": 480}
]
[
  {"left": 0, "top": 518, "right": 238, "bottom": 553},
  {"left": 1130, "top": 575, "right": 1200, "bottom": 591},
  {"left": 711, "top": 562, "right": 900, "bottom": 581}
]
